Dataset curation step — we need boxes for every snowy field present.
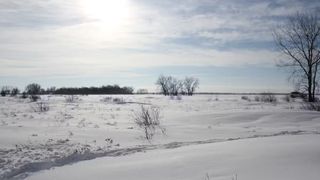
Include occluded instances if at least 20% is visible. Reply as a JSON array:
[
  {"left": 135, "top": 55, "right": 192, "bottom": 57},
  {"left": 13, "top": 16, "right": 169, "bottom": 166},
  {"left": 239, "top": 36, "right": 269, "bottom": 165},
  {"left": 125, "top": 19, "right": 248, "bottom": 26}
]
[{"left": 0, "top": 94, "right": 320, "bottom": 179}]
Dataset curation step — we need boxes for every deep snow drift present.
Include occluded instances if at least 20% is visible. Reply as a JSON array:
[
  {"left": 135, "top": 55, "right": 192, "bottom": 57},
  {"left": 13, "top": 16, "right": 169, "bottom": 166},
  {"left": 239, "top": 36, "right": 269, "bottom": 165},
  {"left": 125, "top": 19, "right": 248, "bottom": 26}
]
[{"left": 0, "top": 94, "right": 319, "bottom": 179}]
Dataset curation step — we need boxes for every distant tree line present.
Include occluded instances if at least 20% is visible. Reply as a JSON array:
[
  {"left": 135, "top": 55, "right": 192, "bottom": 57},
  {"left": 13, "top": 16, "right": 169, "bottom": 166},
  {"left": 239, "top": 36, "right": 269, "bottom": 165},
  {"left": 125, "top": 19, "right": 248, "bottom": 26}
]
[
  {"left": 1, "top": 84, "right": 134, "bottom": 98},
  {"left": 54, "top": 85, "right": 134, "bottom": 95},
  {"left": 156, "top": 75, "right": 199, "bottom": 96}
]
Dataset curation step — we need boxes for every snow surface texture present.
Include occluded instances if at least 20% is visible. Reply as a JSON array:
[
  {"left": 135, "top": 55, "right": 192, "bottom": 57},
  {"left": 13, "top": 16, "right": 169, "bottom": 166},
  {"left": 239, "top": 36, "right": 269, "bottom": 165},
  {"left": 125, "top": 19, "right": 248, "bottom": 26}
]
[{"left": 0, "top": 95, "right": 319, "bottom": 179}]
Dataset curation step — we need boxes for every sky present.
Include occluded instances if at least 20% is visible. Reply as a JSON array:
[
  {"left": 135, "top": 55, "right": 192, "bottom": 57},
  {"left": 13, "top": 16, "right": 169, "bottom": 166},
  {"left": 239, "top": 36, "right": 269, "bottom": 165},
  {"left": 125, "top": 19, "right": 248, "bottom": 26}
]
[{"left": 0, "top": 0, "right": 319, "bottom": 93}]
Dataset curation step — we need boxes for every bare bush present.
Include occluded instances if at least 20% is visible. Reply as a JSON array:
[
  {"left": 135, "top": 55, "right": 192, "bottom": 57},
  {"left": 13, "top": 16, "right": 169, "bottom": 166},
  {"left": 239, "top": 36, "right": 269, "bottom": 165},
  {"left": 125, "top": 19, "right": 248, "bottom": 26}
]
[
  {"left": 101, "top": 96, "right": 113, "bottom": 102},
  {"left": 301, "top": 102, "right": 320, "bottom": 111},
  {"left": 105, "top": 138, "right": 114, "bottom": 148},
  {"left": 169, "top": 95, "right": 183, "bottom": 100},
  {"left": 133, "top": 106, "right": 165, "bottom": 140},
  {"left": 20, "top": 92, "right": 28, "bottom": 99},
  {"left": 254, "top": 96, "right": 260, "bottom": 102},
  {"left": 30, "top": 95, "right": 40, "bottom": 102},
  {"left": 101, "top": 96, "right": 125, "bottom": 104},
  {"left": 241, "top": 96, "right": 251, "bottom": 101},
  {"left": 113, "top": 97, "right": 125, "bottom": 104},
  {"left": 282, "top": 94, "right": 293, "bottom": 102},
  {"left": 260, "top": 93, "right": 277, "bottom": 103},
  {"left": 204, "top": 173, "right": 210, "bottom": 180},
  {"left": 290, "top": 91, "right": 306, "bottom": 99},
  {"left": 65, "top": 95, "right": 79, "bottom": 103},
  {"left": 32, "top": 101, "right": 49, "bottom": 112}
]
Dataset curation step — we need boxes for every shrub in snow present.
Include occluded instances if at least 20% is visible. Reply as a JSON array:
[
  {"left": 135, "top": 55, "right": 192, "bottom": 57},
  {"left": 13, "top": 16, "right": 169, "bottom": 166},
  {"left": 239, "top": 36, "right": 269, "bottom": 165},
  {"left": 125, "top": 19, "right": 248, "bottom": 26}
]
[
  {"left": 65, "top": 95, "right": 79, "bottom": 103},
  {"left": 204, "top": 173, "right": 210, "bottom": 180},
  {"left": 30, "top": 95, "right": 40, "bottom": 102},
  {"left": 282, "top": 94, "right": 293, "bottom": 102},
  {"left": 177, "top": 95, "right": 182, "bottom": 100},
  {"left": 101, "top": 96, "right": 113, "bottom": 102},
  {"left": 241, "top": 96, "right": 250, "bottom": 101},
  {"left": 105, "top": 138, "right": 113, "bottom": 148},
  {"left": 290, "top": 91, "right": 306, "bottom": 99},
  {"left": 32, "top": 101, "right": 49, "bottom": 112},
  {"left": 133, "top": 105, "right": 165, "bottom": 140},
  {"left": 232, "top": 174, "right": 238, "bottom": 180},
  {"left": 303, "top": 96, "right": 320, "bottom": 103},
  {"left": 113, "top": 97, "right": 125, "bottom": 104},
  {"left": 101, "top": 96, "right": 125, "bottom": 104},
  {"left": 259, "top": 93, "right": 277, "bottom": 103},
  {"left": 21, "top": 92, "right": 28, "bottom": 99},
  {"left": 301, "top": 102, "right": 320, "bottom": 111},
  {"left": 254, "top": 96, "right": 260, "bottom": 102},
  {"left": 169, "top": 95, "right": 182, "bottom": 100}
]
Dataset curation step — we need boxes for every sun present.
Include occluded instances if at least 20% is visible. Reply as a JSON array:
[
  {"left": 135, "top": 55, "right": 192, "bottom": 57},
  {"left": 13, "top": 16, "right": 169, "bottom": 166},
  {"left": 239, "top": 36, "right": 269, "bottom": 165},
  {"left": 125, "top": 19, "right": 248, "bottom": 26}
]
[{"left": 81, "top": 0, "right": 130, "bottom": 26}]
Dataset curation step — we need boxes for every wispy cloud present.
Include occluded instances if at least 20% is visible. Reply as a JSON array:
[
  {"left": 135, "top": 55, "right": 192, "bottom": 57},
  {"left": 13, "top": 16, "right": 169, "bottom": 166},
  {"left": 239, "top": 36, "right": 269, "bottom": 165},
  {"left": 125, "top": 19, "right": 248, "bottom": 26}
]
[{"left": 0, "top": 0, "right": 87, "bottom": 28}]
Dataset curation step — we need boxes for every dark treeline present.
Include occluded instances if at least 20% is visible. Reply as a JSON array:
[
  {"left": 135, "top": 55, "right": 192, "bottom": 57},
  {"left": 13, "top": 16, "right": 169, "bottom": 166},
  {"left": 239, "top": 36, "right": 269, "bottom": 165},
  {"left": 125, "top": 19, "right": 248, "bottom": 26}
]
[{"left": 54, "top": 85, "right": 134, "bottom": 95}]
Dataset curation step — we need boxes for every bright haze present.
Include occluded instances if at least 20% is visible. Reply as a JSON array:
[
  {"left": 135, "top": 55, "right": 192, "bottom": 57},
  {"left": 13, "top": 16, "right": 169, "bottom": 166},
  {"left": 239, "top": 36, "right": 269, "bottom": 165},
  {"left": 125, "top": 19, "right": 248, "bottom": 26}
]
[{"left": 0, "top": 0, "right": 319, "bottom": 92}]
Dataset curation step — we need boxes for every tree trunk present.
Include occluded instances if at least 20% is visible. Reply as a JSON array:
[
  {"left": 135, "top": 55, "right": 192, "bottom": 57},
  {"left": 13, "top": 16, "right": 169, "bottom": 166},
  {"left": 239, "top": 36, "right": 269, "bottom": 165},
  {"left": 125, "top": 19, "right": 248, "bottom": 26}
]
[
  {"left": 312, "top": 64, "right": 318, "bottom": 102},
  {"left": 308, "top": 74, "right": 314, "bottom": 102}
]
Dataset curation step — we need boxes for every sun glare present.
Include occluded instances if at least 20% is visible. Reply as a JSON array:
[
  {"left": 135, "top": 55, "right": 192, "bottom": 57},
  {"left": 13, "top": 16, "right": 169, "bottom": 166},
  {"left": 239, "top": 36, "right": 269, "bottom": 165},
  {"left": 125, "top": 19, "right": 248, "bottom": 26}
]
[{"left": 81, "top": 0, "right": 130, "bottom": 26}]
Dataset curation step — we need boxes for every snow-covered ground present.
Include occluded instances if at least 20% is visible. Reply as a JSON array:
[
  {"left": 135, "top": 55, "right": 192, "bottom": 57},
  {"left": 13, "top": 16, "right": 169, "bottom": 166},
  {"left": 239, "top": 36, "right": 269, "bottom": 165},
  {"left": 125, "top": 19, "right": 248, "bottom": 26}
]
[
  {"left": 0, "top": 94, "right": 319, "bottom": 179},
  {"left": 28, "top": 135, "right": 320, "bottom": 180}
]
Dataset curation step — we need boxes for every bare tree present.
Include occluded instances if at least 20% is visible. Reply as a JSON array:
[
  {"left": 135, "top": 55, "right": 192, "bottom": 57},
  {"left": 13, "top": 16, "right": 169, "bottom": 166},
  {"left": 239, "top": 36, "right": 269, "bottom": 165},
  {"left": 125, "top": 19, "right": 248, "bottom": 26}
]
[
  {"left": 156, "top": 75, "right": 200, "bottom": 96},
  {"left": 168, "top": 77, "right": 183, "bottom": 96},
  {"left": 156, "top": 75, "right": 170, "bottom": 96},
  {"left": 25, "top": 83, "right": 41, "bottom": 101},
  {"left": 10, "top": 88, "right": 20, "bottom": 96},
  {"left": 183, "top": 77, "right": 199, "bottom": 96},
  {"left": 25, "top": 83, "right": 41, "bottom": 95},
  {"left": 273, "top": 12, "right": 320, "bottom": 102}
]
